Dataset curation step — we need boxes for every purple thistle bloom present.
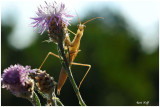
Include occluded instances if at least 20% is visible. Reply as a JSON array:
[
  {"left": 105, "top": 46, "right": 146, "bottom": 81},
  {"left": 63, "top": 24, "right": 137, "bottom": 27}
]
[
  {"left": 1, "top": 64, "right": 34, "bottom": 98},
  {"left": 31, "top": 1, "right": 74, "bottom": 35}
]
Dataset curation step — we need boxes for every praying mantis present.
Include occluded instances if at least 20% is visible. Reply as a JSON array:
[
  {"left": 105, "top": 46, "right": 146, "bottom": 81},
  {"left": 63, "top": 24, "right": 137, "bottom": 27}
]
[{"left": 38, "top": 13, "right": 103, "bottom": 95}]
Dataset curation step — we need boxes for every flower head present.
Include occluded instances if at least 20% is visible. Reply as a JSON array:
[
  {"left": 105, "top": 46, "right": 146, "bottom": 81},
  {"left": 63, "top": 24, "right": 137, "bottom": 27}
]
[
  {"left": 31, "top": 1, "right": 74, "bottom": 35},
  {"left": 30, "top": 69, "right": 56, "bottom": 95},
  {"left": 1, "top": 64, "right": 35, "bottom": 98},
  {"left": 30, "top": 69, "right": 57, "bottom": 105}
]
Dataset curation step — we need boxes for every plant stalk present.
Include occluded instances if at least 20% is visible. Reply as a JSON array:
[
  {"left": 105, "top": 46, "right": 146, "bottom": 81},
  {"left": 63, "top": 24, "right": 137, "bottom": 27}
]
[
  {"left": 28, "top": 91, "right": 41, "bottom": 106},
  {"left": 57, "top": 41, "right": 86, "bottom": 106}
]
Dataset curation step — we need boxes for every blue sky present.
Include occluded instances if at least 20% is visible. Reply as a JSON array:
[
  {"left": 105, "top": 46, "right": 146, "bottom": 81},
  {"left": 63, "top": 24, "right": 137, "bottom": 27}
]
[{"left": 1, "top": 0, "right": 159, "bottom": 54}]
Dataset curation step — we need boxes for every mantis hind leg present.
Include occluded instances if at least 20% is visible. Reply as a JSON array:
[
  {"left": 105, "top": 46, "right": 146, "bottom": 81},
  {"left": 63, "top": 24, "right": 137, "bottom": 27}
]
[
  {"left": 39, "top": 52, "right": 60, "bottom": 70},
  {"left": 71, "top": 62, "right": 91, "bottom": 89}
]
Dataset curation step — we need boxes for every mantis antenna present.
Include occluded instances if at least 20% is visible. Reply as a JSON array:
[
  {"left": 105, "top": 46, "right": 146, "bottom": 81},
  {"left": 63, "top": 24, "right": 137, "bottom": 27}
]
[
  {"left": 75, "top": 10, "right": 81, "bottom": 24},
  {"left": 83, "top": 17, "right": 104, "bottom": 25}
]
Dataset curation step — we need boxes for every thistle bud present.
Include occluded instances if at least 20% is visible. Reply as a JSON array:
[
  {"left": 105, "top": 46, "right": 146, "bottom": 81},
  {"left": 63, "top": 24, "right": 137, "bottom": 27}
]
[{"left": 30, "top": 70, "right": 56, "bottom": 98}]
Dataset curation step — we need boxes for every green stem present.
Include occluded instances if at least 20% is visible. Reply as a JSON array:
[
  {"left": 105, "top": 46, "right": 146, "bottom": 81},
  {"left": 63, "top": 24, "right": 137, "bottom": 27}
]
[
  {"left": 56, "top": 98, "right": 64, "bottom": 106},
  {"left": 51, "top": 86, "right": 58, "bottom": 106},
  {"left": 28, "top": 91, "right": 41, "bottom": 106},
  {"left": 57, "top": 41, "right": 86, "bottom": 106}
]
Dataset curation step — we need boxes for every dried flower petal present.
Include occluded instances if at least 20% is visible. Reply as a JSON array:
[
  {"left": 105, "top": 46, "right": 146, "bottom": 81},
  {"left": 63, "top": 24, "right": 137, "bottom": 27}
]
[{"left": 30, "top": 69, "right": 56, "bottom": 94}]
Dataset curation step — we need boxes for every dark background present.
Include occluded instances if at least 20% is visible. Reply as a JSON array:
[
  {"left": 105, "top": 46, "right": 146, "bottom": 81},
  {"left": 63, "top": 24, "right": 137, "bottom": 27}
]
[{"left": 1, "top": 7, "right": 159, "bottom": 106}]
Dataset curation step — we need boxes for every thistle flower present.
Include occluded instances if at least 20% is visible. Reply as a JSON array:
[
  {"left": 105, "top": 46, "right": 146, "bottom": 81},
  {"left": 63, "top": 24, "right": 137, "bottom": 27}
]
[
  {"left": 31, "top": 1, "right": 74, "bottom": 35},
  {"left": 1, "top": 64, "right": 35, "bottom": 99}
]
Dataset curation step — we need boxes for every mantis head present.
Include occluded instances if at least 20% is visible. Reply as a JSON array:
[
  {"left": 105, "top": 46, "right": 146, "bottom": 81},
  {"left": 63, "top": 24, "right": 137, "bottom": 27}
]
[{"left": 75, "top": 11, "right": 104, "bottom": 30}]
